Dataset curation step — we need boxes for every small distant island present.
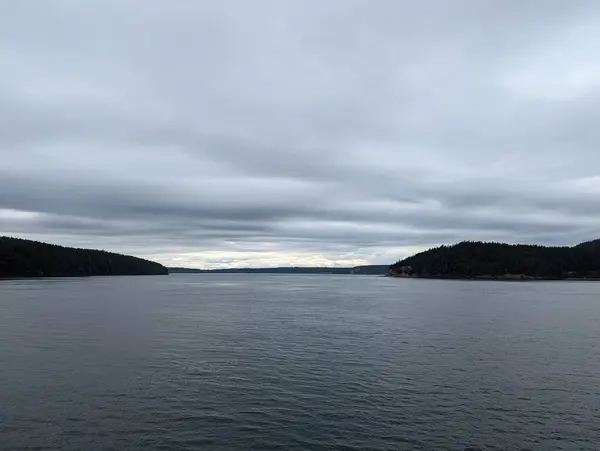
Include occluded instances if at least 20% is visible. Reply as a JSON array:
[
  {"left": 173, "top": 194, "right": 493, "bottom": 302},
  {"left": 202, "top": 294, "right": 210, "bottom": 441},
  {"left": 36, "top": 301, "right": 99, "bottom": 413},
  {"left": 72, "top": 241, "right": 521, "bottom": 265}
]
[
  {"left": 168, "top": 265, "right": 389, "bottom": 275},
  {"left": 390, "top": 239, "right": 600, "bottom": 280},
  {"left": 0, "top": 236, "right": 168, "bottom": 278}
]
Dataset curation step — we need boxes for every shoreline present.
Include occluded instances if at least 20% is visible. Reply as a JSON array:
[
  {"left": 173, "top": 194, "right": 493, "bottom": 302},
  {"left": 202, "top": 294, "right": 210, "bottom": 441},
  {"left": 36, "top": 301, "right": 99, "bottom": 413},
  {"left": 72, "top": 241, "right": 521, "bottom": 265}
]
[
  {"left": 387, "top": 274, "right": 600, "bottom": 282},
  {"left": 0, "top": 273, "right": 169, "bottom": 280}
]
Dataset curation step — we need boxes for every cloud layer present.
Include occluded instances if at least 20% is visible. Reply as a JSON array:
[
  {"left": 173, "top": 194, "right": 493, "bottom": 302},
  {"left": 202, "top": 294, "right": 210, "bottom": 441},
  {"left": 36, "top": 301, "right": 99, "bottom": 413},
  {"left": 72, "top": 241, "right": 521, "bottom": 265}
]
[{"left": 2, "top": 1, "right": 600, "bottom": 267}]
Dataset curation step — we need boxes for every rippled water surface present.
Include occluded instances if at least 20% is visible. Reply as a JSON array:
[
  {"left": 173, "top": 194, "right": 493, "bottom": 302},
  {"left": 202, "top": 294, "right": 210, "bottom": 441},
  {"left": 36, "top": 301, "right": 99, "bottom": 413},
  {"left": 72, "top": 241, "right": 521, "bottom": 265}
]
[{"left": 2, "top": 275, "right": 600, "bottom": 450}]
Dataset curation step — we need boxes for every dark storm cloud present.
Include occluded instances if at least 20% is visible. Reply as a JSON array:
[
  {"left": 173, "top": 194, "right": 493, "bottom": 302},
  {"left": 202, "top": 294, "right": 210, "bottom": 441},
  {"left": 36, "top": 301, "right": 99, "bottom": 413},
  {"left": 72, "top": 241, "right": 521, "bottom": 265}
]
[{"left": 2, "top": 0, "right": 600, "bottom": 267}]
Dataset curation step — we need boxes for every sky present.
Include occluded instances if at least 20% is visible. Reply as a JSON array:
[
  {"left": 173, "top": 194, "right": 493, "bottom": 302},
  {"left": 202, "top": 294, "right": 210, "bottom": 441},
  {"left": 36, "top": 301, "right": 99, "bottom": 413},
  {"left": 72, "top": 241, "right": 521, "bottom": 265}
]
[{"left": 2, "top": 1, "right": 600, "bottom": 269}]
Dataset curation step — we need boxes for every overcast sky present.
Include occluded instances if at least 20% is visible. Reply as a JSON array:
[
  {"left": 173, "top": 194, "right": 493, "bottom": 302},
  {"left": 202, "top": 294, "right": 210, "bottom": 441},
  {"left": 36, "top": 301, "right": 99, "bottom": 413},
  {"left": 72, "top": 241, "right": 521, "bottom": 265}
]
[{"left": 2, "top": 1, "right": 600, "bottom": 268}]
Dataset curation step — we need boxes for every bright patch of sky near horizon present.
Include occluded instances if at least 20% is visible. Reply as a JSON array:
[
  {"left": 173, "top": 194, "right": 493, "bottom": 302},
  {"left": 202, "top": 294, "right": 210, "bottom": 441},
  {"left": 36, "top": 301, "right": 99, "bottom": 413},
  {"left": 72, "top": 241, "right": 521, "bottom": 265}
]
[{"left": 2, "top": 1, "right": 600, "bottom": 269}]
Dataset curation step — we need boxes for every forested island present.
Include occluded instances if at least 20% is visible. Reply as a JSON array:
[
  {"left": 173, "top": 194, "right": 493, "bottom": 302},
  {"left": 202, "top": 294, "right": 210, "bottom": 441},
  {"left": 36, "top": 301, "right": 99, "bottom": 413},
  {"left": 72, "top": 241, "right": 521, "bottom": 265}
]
[
  {"left": 0, "top": 237, "right": 168, "bottom": 278},
  {"left": 390, "top": 239, "right": 600, "bottom": 280},
  {"left": 169, "top": 265, "right": 389, "bottom": 275},
  {"left": 7, "top": 234, "right": 600, "bottom": 281}
]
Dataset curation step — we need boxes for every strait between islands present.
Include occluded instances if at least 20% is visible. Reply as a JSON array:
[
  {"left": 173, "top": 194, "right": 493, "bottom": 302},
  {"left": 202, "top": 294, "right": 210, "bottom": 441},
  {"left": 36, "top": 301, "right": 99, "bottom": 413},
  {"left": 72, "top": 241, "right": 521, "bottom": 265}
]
[{"left": 2, "top": 236, "right": 600, "bottom": 280}]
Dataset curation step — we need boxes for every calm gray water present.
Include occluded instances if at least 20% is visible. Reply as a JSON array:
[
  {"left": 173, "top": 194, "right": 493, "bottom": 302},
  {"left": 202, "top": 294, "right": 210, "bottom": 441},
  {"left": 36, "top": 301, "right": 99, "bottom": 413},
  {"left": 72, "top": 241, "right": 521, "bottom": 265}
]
[{"left": 1, "top": 275, "right": 599, "bottom": 451}]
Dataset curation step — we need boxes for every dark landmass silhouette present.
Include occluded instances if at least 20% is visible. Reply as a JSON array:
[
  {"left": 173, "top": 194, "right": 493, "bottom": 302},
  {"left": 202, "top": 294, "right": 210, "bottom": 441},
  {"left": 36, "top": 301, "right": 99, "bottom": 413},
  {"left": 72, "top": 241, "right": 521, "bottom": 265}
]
[
  {"left": 390, "top": 239, "right": 600, "bottom": 280},
  {"left": 0, "top": 236, "right": 168, "bottom": 278}
]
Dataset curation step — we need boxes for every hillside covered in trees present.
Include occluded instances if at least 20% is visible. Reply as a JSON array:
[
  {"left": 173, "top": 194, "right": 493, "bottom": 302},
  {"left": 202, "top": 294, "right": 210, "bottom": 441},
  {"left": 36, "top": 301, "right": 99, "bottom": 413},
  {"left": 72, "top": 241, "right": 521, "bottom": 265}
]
[
  {"left": 0, "top": 237, "right": 168, "bottom": 278},
  {"left": 390, "top": 239, "right": 600, "bottom": 280}
]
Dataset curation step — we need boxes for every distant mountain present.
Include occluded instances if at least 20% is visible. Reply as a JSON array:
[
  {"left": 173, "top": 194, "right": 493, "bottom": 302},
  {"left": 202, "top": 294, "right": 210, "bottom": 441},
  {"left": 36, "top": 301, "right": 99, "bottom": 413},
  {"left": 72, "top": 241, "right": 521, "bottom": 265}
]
[
  {"left": 0, "top": 237, "right": 168, "bottom": 278},
  {"left": 390, "top": 239, "right": 600, "bottom": 280},
  {"left": 168, "top": 265, "right": 389, "bottom": 275}
]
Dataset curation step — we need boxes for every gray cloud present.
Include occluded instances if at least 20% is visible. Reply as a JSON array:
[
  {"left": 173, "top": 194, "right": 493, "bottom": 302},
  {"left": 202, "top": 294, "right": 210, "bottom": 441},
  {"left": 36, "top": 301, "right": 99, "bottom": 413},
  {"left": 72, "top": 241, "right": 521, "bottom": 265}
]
[{"left": 2, "top": 0, "right": 600, "bottom": 267}]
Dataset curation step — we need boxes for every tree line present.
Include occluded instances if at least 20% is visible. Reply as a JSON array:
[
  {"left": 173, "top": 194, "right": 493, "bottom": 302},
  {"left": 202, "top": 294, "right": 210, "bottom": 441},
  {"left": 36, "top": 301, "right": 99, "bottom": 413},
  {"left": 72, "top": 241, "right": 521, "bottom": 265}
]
[
  {"left": 0, "top": 237, "right": 168, "bottom": 278},
  {"left": 390, "top": 239, "right": 600, "bottom": 279}
]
